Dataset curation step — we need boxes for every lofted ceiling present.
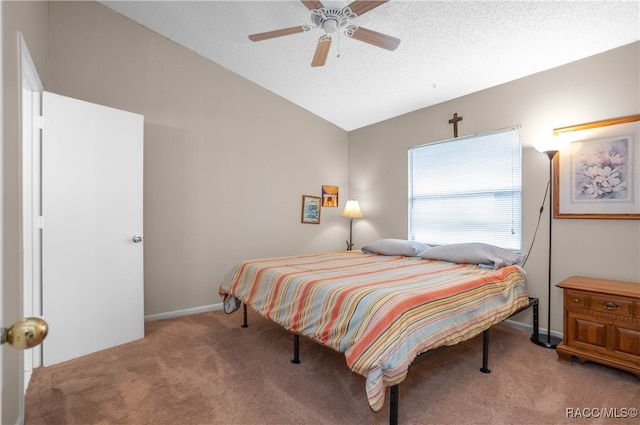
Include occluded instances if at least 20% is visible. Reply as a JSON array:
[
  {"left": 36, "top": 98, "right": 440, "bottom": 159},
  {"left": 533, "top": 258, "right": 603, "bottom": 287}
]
[{"left": 99, "top": 0, "right": 640, "bottom": 131}]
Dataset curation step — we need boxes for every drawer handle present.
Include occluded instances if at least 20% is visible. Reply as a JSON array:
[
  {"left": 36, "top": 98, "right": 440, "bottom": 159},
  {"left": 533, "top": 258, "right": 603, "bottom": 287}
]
[
  {"left": 573, "top": 298, "right": 581, "bottom": 303},
  {"left": 600, "top": 301, "right": 621, "bottom": 311}
]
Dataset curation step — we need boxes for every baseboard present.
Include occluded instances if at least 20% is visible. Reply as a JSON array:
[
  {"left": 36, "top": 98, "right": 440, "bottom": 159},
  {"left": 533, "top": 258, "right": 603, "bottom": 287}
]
[
  {"left": 504, "top": 318, "right": 563, "bottom": 340},
  {"left": 24, "top": 369, "right": 32, "bottom": 393},
  {"left": 144, "top": 303, "right": 223, "bottom": 322}
]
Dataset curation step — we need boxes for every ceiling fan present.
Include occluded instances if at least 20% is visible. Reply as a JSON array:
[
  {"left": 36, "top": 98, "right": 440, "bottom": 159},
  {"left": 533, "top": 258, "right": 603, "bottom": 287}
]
[{"left": 248, "top": 0, "right": 401, "bottom": 67}]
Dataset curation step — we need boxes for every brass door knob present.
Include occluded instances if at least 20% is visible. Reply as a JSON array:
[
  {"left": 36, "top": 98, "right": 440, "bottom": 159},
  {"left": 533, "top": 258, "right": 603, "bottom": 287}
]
[{"left": 1, "top": 317, "right": 48, "bottom": 349}]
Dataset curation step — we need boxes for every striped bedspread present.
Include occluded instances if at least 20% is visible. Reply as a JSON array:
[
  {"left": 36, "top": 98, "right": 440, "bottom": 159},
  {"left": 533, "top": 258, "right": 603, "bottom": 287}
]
[{"left": 218, "top": 251, "right": 529, "bottom": 411}]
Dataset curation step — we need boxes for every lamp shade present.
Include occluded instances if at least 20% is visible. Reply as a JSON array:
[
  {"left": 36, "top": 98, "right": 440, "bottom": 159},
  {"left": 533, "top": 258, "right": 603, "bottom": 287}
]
[
  {"left": 341, "top": 200, "right": 364, "bottom": 218},
  {"left": 534, "top": 135, "right": 570, "bottom": 155}
]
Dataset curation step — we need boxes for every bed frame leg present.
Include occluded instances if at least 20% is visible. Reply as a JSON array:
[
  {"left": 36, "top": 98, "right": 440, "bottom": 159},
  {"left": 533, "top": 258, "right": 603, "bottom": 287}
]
[
  {"left": 241, "top": 303, "right": 248, "bottom": 328},
  {"left": 389, "top": 384, "right": 399, "bottom": 425},
  {"left": 480, "top": 329, "right": 491, "bottom": 373},
  {"left": 291, "top": 334, "right": 301, "bottom": 364},
  {"left": 530, "top": 297, "right": 540, "bottom": 342}
]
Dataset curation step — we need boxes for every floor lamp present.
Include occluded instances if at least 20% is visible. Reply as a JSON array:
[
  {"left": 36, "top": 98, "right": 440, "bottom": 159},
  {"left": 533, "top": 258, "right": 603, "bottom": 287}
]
[
  {"left": 341, "top": 200, "right": 364, "bottom": 251},
  {"left": 531, "top": 149, "right": 563, "bottom": 349}
]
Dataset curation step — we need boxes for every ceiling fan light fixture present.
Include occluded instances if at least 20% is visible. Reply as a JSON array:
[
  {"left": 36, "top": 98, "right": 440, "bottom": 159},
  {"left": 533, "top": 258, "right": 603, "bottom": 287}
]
[{"left": 322, "top": 18, "right": 339, "bottom": 33}]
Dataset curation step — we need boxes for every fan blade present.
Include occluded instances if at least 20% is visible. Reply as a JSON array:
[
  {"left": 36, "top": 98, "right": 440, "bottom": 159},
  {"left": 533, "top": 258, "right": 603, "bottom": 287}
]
[
  {"left": 300, "top": 0, "right": 324, "bottom": 10},
  {"left": 348, "top": 26, "right": 400, "bottom": 51},
  {"left": 311, "top": 36, "right": 332, "bottom": 67},
  {"left": 249, "top": 26, "right": 306, "bottom": 42},
  {"left": 346, "top": 0, "right": 388, "bottom": 16}
]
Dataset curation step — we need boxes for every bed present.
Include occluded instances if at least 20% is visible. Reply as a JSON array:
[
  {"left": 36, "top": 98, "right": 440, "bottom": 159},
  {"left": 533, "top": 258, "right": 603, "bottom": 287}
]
[{"left": 218, "top": 242, "right": 531, "bottom": 423}]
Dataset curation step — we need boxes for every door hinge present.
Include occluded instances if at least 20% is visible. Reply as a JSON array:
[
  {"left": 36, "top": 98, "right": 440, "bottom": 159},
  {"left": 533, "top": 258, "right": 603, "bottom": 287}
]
[
  {"left": 36, "top": 216, "right": 45, "bottom": 229},
  {"left": 35, "top": 116, "right": 45, "bottom": 130}
]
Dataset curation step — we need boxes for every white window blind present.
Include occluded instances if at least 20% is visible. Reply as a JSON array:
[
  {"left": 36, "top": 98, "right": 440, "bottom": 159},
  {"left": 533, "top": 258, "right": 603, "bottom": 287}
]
[{"left": 408, "top": 128, "right": 522, "bottom": 250}]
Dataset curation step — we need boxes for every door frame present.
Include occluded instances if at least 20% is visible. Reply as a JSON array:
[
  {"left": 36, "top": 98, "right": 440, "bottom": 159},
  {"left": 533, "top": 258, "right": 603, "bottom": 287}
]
[
  {"left": 1, "top": 1, "right": 5, "bottom": 419},
  {"left": 2, "top": 29, "right": 45, "bottom": 425},
  {"left": 20, "top": 33, "right": 44, "bottom": 389}
]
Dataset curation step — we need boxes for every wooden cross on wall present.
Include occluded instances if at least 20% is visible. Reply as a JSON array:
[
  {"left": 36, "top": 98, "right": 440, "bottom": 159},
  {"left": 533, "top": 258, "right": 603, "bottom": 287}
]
[{"left": 449, "top": 113, "right": 463, "bottom": 138}]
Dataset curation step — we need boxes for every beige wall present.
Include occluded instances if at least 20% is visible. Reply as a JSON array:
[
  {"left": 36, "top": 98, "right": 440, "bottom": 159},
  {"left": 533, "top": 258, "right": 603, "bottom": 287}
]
[
  {"left": 348, "top": 42, "right": 640, "bottom": 333},
  {"left": 46, "top": 1, "right": 349, "bottom": 316},
  {"left": 2, "top": 1, "right": 50, "bottom": 423}
]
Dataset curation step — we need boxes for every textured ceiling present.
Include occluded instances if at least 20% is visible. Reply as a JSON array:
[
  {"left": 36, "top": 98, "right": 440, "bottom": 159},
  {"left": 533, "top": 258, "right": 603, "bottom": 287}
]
[{"left": 100, "top": 1, "right": 640, "bottom": 131}]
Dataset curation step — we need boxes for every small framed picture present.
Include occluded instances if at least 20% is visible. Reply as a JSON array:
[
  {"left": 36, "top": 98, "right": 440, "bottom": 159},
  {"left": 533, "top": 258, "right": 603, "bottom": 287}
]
[
  {"left": 322, "top": 185, "right": 339, "bottom": 207},
  {"left": 301, "top": 195, "right": 321, "bottom": 224}
]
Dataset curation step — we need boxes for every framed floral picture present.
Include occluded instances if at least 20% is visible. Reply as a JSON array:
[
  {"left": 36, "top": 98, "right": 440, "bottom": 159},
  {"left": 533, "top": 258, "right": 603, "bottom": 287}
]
[
  {"left": 553, "top": 115, "right": 640, "bottom": 219},
  {"left": 301, "top": 195, "right": 321, "bottom": 224}
]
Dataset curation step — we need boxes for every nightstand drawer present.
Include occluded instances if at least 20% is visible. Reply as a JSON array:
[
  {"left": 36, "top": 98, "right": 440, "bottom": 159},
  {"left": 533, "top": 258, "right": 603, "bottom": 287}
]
[
  {"left": 565, "top": 290, "right": 589, "bottom": 309},
  {"left": 591, "top": 294, "right": 634, "bottom": 318}
]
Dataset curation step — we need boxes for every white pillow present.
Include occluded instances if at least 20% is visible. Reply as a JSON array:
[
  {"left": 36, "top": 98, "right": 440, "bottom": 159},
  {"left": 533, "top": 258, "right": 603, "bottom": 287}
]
[
  {"left": 417, "top": 243, "right": 522, "bottom": 269},
  {"left": 362, "top": 239, "right": 431, "bottom": 257}
]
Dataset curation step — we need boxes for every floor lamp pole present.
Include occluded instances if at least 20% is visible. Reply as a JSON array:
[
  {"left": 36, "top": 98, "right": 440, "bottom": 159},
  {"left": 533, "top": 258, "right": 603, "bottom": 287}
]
[
  {"left": 347, "top": 217, "right": 354, "bottom": 251},
  {"left": 532, "top": 150, "right": 562, "bottom": 349}
]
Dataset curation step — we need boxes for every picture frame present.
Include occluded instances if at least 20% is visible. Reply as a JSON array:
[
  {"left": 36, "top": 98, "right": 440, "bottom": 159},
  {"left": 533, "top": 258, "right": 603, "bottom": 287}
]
[
  {"left": 321, "top": 185, "right": 339, "bottom": 207},
  {"left": 553, "top": 114, "right": 640, "bottom": 219},
  {"left": 301, "top": 195, "right": 321, "bottom": 224}
]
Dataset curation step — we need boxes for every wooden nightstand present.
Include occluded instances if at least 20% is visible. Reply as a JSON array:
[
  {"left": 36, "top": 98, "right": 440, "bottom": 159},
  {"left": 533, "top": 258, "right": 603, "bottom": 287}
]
[{"left": 556, "top": 276, "right": 640, "bottom": 378}]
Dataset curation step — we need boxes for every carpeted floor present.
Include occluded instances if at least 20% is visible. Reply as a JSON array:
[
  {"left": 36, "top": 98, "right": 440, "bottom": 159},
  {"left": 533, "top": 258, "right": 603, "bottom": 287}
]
[{"left": 25, "top": 309, "right": 639, "bottom": 425}]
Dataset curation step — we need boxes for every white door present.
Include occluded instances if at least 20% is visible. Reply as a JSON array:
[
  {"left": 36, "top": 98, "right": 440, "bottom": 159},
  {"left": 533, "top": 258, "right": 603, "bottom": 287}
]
[{"left": 42, "top": 92, "right": 144, "bottom": 366}]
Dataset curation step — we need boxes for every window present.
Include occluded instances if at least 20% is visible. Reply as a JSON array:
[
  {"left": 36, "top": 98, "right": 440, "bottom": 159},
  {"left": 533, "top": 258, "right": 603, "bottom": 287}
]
[{"left": 408, "top": 128, "right": 522, "bottom": 250}]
